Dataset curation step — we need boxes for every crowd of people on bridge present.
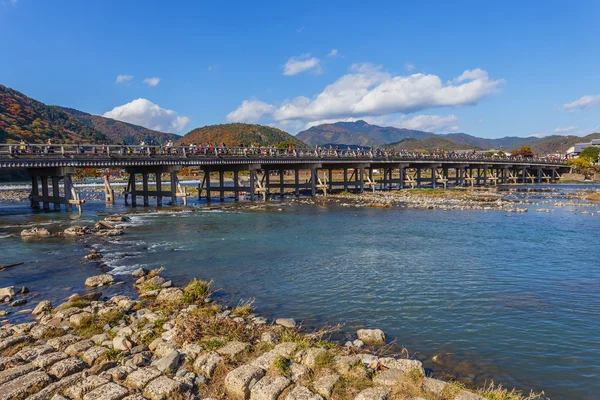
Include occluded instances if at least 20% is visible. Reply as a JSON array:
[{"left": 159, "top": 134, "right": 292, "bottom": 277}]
[{"left": 5, "top": 140, "right": 561, "bottom": 163}]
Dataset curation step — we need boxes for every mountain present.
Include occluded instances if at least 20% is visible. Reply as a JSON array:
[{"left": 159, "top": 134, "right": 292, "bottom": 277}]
[
  {"left": 524, "top": 133, "right": 600, "bottom": 155},
  {"left": 0, "top": 84, "right": 108, "bottom": 143},
  {"left": 387, "top": 137, "right": 481, "bottom": 152},
  {"left": 57, "top": 107, "right": 180, "bottom": 145},
  {"left": 440, "top": 133, "right": 536, "bottom": 150},
  {"left": 178, "top": 123, "right": 307, "bottom": 147},
  {"left": 296, "top": 120, "right": 434, "bottom": 147}
]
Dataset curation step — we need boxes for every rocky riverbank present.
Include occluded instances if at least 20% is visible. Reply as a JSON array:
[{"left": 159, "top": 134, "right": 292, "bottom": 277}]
[{"left": 0, "top": 265, "right": 544, "bottom": 400}]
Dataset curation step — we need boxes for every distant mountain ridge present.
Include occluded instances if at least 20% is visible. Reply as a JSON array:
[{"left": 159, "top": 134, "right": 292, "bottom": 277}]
[{"left": 295, "top": 120, "right": 598, "bottom": 154}]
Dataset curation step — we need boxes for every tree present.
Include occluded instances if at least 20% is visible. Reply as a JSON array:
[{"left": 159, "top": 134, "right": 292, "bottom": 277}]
[
  {"left": 579, "top": 146, "right": 600, "bottom": 162},
  {"left": 512, "top": 146, "right": 534, "bottom": 158}
]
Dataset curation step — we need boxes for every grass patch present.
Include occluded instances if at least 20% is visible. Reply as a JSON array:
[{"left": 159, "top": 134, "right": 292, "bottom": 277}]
[
  {"left": 54, "top": 298, "right": 91, "bottom": 312},
  {"left": 73, "top": 309, "right": 125, "bottom": 338},
  {"left": 331, "top": 376, "right": 373, "bottom": 400},
  {"left": 478, "top": 381, "right": 546, "bottom": 400},
  {"left": 181, "top": 278, "right": 213, "bottom": 304},
  {"left": 141, "top": 281, "right": 162, "bottom": 292},
  {"left": 231, "top": 298, "right": 254, "bottom": 318},
  {"left": 204, "top": 338, "right": 224, "bottom": 351},
  {"left": 273, "top": 355, "right": 290, "bottom": 377},
  {"left": 314, "top": 351, "right": 335, "bottom": 369},
  {"left": 174, "top": 308, "right": 261, "bottom": 346},
  {"left": 103, "top": 348, "right": 124, "bottom": 361},
  {"left": 42, "top": 326, "right": 67, "bottom": 339}
]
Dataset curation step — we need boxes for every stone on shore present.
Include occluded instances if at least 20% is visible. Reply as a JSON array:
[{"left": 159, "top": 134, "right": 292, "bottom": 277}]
[
  {"left": 0, "top": 370, "right": 52, "bottom": 400},
  {"left": 217, "top": 341, "right": 249, "bottom": 359},
  {"left": 113, "top": 336, "right": 133, "bottom": 352},
  {"left": 355, "top": 387, "right": 391, "bottom": 400},
  {"left": 124, "top": 367, "right": 162, "bottom": 389},
  {"left": 64, "top": 226, "right": 92, "bottom": 236},
  {"left": 193, "top": 351, "right": 223, "bottom": 378},
  {"left": 82, "top": 382, "right": 129, "bottom": 400},
  {"left": 64, "top": 375, "right": 110, "bottom": 399},
  {"left": 378, "top": 357, "right": 424, "bottom": 375},
  {"left": 275, "top": 318, "right": 296, "bottom": 328},
  {"left": 250, "top": 376, "right": 292, "bottom": 400},
  {"left": 151, "top": 350, "right": 181, "bottom": 374},
  {"left": 285, "top": 385, "right": 323, "bottom": 400},
  {"left": 356, "top": 328, "right": 386, "bottom": 344},
  {"left": 143, "top": 375, "right": 189, "bottom": 400},
  {"left": 225, "top": 364, "right": 266, "bottom": 399},
  {"left": 85, "top": 274, "right": 115, "bottom": 287},
  {"left": 156, "top": 287, "right": 184, "bottom": 303},
  {"left": 32, "top": 300, "right": 53, "bottom": 316},
  {"left": 47, "top": 356, "right": 87, "bottom": 379},
  {"left": 131, "top": 267, "right": 149, "bottom": 278},
  {"left": 312, "top": 373, "right": 340, "bottom": 399}
]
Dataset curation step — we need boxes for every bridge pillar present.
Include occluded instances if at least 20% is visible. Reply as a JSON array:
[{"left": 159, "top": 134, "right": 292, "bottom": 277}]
[
  {"left": 265, "top": 170, "right": 270, "bottom": 199},
  {"left": 41, "top": 176, "right": 50, "bottom": 211},
  {"left": 28, "top": 167, "right": 82, "bottom": 212},
  {"left": 311, "top": 168, "right": 317, "bottom": 196},
  {"left": 205, "top": 171, "right": 211, "bottom": 202},
  {"left": 234, "top": 171, "right": 240, "bottom": 201},
  {"left": 522, "top": 167, "right": 527, "bottom": 184},
  {"left": 483, "top": 168, "right": 488, "bottom": 186},
  {"left": 219, "top": 170, "right": 225, "bottom": 201},
  {"left": 416, "top": 168, "right": 422, "bottom": 188},
  {"left": 537, "top": 168, "right": 542, "bottom": 184},
  {"left": 359, "top": 168, "right": 365, "bottom": 193},
  {"left": 294, "top": 169, "right": 300, "bottom": 197},
  {"left": 328, "top": 169, "right": 333, "bottom": 192},
  {"left": 399, "top": 167, "right": 405, "bottom": 189},
  {"left": 343, "top": 169, "right": 348, "bottom": 191},
  {"left": 52, "top": 176, "right": 60, "bottom": 210},
  {"left": 431, "top": 167, "right": 437, "bottom": 189},
  {"left": 156, "top": 172, "right": 163, "bottom": 205},
  {"left": 249, "top": 169, "right": 256, "bottom": 201},
  {"left": 279, "top": 169, "right": 285, "bottom": 197}
]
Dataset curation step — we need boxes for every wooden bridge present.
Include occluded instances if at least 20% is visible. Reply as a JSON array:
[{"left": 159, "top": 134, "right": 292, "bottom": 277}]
[{"left": 0, "top": 143, "right": 570, "bottom": 212}]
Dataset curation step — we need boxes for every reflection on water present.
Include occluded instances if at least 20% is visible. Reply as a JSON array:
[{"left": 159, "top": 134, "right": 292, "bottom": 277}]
[{"left": 1, "top": 186, "right": 600, "bottom": 399}]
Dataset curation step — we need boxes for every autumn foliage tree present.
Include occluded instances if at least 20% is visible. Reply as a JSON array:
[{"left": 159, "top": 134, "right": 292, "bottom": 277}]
[{"left": 512, "top": 145, "right": 535, "bottom": 158}]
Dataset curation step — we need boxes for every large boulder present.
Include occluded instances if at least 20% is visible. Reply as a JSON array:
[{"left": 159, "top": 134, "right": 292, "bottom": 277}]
[
  {"left": 151, "top": 350, "right": 181, "bottom": 374},
  {"left": 21, "top": 227, "right": 51, "bottom": 237},
  {"left": 156, "top": 288, "right": 184, "bottom": 304},
  {"left": 250, "top": 376, "right": 291, "bottom": 400},
  {"left": 0, "top": 286, "right": 15, "bottom": 302},
  {"left": 32, "top": 300, "right": 53, "bottom": 316},
  {"left": 224, "top": 364, "right": 266, "bottom": 399},
  {"left": 85, "top": 274, "right": 115, "bottom": 288},
  {"left": 356, "top": 329, "right": 386, "bottom": 345},
  {"left": 63, "top": 226, "right": 92, "bottom": 236}
]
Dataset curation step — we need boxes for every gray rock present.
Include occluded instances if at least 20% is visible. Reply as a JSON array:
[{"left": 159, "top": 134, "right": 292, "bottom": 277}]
[
  {"left": 373, "top": 369, "right": 405, "bottom": 386},
  {"left": 250, "top": 376, "right": 292, "bottom": 400},
  {"left": 0, "top": 363, "right": 38, "bottom": 385},
  {"left": 312, "top": 373, "right": 339, "bottom": 399},
  {"left": 356, "top": 329, "right": 386, "bottom": 345},
  {"left": 355, "top": 387, "right": 391, "bottom": 400},
  {"left": 0, "top": 286, "right": 15, "bottom": 302},
  {"left": 82, "top": 382, "right": 129, "bottom": 400},
  {"left": 295, "top": 347, "right": 327, "bottom": 368},
  {"left": 32, "top": 352, "right": 69, "bottom": 369},
  {"left": 193, "top": 351, "right": 223, "bottom": 378},
  {"left": 0, "top": 370, "right": 52, "bottom": 400},
  {"left": 131, "top": 268, "right": 149, "bottom": 278},
  {"left": 285, "top": 385, "right": 323, "bottom": 400},
  {"left": 455, "top": 391, "right": 486, "bottom": 400},
  {"left": 151, "top": 350, "right": 181, "bottom": 374},
  {"left": 85, "top": 274, "right": 115, "bottom": 288},
  {"left": 14, "top": 344, "right": 54, "bottom": 362},
  {"left": 65, "top": 340, "right": 94, "bottom": 356},
  {"left": 378, "top": 357, "right": 424, "bottom": 375},
  {"left": 156, "top": 288, "right": 184, "bottom": 303},
  {"left": 81, "top": 346, "right": 110, "bottom": 365},
  {"left": 21, "top": 227, "right": 51, "bottom": 237},
  {"left": 47, "top": 356, "right": 87, "bottom": 379},
  {"left": 124, "top": 367, "right": 162, "bottom": 389},
  {"left": 10, "top": 299, "right": 26, "bottom": 307},
  {"left": 64, "top": 375, "right": 110, "bottom": 399},
  {"left": 113, "top": 336, "right": 133, "bottom": 352},
  {"left": 64, "top": 226, "right": 92, "bottom": 236},
  {"left": 143, "top": 375, "right": 188, "bottom": 400},
  {"left": 423, "top": 377, "right": 448, "bottom": 395},
  {"left": 91, "top": 333, "right": 110, "bottom": 345},
  {"left": 32, "top": 300, "right": 53, "bottom": 316},
  {"left": 0, "top": 334, "right": 31, "bottom": 352},
  {"left": 224, "top": 364, "right": 266, "bottom": 399},
  {"left": 275, "top": 318, "right": 297, "bottom": 328},
  {"left": 217, "top": 341, "right": 249, "bottom": 358}
]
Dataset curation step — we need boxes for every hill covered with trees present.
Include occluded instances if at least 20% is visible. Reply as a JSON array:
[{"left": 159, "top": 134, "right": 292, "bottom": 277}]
[{"left": 178, "top": 123, "right": 307, "bottom": 147}]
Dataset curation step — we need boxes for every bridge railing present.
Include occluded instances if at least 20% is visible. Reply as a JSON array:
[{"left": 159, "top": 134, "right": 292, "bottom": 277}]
[{"left": 0, "top": 143, "right": 567, "bottom": 165}]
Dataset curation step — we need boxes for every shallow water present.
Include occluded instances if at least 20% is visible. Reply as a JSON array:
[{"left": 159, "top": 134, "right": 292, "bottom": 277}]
[{"left": 1, "top": 186, "right": 599, "bottom": 399}]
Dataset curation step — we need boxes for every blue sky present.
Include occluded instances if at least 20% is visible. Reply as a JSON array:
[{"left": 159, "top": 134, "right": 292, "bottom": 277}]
[{"left": 1, "top": 0, "right": 599, "bottom": 138}]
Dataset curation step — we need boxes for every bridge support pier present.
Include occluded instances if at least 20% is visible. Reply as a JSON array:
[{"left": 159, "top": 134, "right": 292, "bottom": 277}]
[
  {"left": 125, "top": 166, "right": 184, "bottom": 207},
  {"left": 27, "top": 167, "right": 83, "bottom": 213}
]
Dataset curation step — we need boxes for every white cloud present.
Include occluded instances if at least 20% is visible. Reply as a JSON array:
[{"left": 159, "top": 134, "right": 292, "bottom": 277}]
[
  {"left": 393, "top": 114, "right": 459, "bottom": 132},
  {"left": 528, "top": 132, "right": 549, "bottom": 138},
  {"left": 563, "top": 95, "right": 600, "bottom": 112},
  {"left": 274, "top": 64, "right": 503, "bottom": 121},
  {"left": 405, "top": 63, "right": 415, "bottom": 72},
  {"left": 554, "top": 126, "right": 578, "bottom": 133},
  {"left": 103, "top": 98, "right": 190, "bottom": 133},
  {"left": 115, "top": 74, "right": 133, "bottom": 85},
  {"left": 143, "top": 77, "right": 160, "bottom": 87},
  {"left": 226, "top": 99, "right": 275, "bottom": 123},
  {"left": 328, "top": 49, "right": 338, "bottom": 57},
  {"left": 283, "top": 54, "right": 321, "bottom": 76}
]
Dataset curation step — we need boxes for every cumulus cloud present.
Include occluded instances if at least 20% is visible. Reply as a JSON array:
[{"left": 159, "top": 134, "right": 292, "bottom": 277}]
[
  {"left": 103, "top": 98, "right": 190, "bottom": 133},
  {"left": 115, "top": 74, "right": 133, "bottom": 85},
  {"left": 274, "top": 64, "right": 503, "bottom": 121},
  {"left": 226, "top": 99, "right": 275, "bottom": 123},
  {"left": 143, "top": 77, "right": 160, "bottom": 87},
  {"left": 554, "top": 126, "right": 578, "bottom": 133},
  {"left": 563, "top": 95, "right": 600, "bottom": 112},
  {"left": 328, "top": 49, "right": 338, "bottom": 57},
  {"left": 284, "top": 54, "right": 321, "bottom": 76},
  {"left": 228, "top": 64, "right": 503, "bottom": 133}
]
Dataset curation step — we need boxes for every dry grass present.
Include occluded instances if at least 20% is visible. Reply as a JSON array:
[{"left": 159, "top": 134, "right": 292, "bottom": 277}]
[
  {"left": 477, "top": 381, "right": 547, "bottom": 400},
  {"left": 42, "top": 326, "right": 67, "bottom": 339},
  {"left": 231, "top": 298, "right": 255, "bottom": 318},
  {"left": 147, "top": 267, "right": 165, "bottom": 278},
  {"left": 181, "top": 278, "right": 213, "bottom": 304},
  {"left": 197, "top": 362, "right": 233, "bottom": 399},
  {"left": 54, "top": 298, "right": 90, "bottom": 312},
  {"left": 586, "top": 192, "right": 600, "bottom": 201},
  {"left": 73, "top": 309, "right": 125, "bottom": 338}
]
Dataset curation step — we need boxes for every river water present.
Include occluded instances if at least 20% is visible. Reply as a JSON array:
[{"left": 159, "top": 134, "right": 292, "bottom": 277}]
[{"left": 1, "top": 185, "right": 599, "bottom": 399}]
